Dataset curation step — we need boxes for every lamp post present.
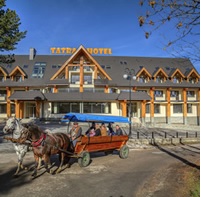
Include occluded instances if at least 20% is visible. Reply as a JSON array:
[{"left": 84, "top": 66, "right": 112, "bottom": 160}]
[{"left": 123, "top": 68, "right": 136, "bottom": 137}]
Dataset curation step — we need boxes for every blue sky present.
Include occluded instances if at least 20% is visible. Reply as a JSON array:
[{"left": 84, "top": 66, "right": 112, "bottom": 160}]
[{"left": 5, "top": 0, "right": 200, "bottom": 71}]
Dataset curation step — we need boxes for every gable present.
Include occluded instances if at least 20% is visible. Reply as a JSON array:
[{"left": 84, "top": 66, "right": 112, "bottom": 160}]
[{"left": 50, "top": 45, "right": 111, "bottom": 81}]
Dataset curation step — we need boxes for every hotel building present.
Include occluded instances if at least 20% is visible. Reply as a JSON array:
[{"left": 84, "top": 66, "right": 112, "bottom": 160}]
[{"left": 0, "top": 45, "right": 199, "bottom": 125}]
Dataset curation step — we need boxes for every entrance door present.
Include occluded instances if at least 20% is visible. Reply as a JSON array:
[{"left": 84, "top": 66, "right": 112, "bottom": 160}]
[
  {"left": 26, "top": 103, "right": 36, "bottom": 118},
  {"left": 127, "top": 102, "right": 137, "bottom": 117}
]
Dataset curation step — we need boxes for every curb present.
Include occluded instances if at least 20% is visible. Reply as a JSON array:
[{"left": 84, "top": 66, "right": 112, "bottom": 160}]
[{"left": 128, "top": 137, "right": 200, "bottom": 148}]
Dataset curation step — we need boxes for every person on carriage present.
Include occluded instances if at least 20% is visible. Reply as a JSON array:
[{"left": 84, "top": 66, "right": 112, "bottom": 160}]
[
  {"left": 85, "top": 122, "right": 95, "bottom": 135},
  {"left": 68, "top": 122, "right": 82, "bottom": 147},
  {"left": 107, "top": 123, "right": 115, "bottom": 136},
  {"left": 100, "top": 123, "right": 108, "bottom": 136},
  {"left": 94, "top": 123, "right": 101, "bottom": 136},
  {"left": 115, "top": 124, "right": 123, "bottom": 136}
]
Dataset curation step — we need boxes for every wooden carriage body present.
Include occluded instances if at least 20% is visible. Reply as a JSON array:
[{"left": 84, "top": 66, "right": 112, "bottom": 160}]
[{"left": 61, "top": 113, "right": 130, "bottom": 167}]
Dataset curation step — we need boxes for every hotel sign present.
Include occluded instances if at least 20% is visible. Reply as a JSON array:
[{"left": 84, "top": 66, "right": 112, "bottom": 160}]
[{"left": 50, "top": 47, "right": 112, "bottom": 55}]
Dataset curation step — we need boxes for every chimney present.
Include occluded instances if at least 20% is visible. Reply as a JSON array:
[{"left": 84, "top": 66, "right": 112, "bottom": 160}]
[{"left": 29, "top": 48, "right": 37, "bottom": 60}]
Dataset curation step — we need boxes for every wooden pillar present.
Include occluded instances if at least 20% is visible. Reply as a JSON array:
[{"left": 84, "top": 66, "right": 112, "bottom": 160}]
[
  {"left": 141, "top": 100, "right": 146, "bottom": 125},
  {"left": 149, "top": 87, "right": 155, "bottom": 124},
  {"left": 121, "top": 100, "right": 127, "bottom": 117},
  {"left": 53, "top": 85, "right": 58, "bottom": 93},
  {"left": 65, "top": 66, "right": 69, "bottom": 79},
  {"left": 104, "top": 85, "right": 109, "bottom": 93},
  {"left": 19, "top": 101, "right": 24, "bottom": 119},
  {"left": 183, "top": 88, "right": 187, "bottom": 125},
  {"left": 6, "top": 87, "right": 11, "bottom": 117},
  {"left": 80, "top": 57, "right": 84, "bottom": 92},
  {"left": 197, "top": 88, "right": 200, "bottom": 125},
  {"left": 166, "top": 88, "right": 171, "bottom": 124},
  {"left": 15, "top": 100, "right": 20, "bottom": 118},
  {"left": 94, "top": 67, "right": 98, "bottom": 79},
  {"left": 36, "top": 101, "right": 41, "bottom": 118}
]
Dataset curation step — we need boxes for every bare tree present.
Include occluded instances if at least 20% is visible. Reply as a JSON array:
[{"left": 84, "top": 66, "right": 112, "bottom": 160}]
[{"left": 138, "top": 0, "right": 200, "bottom": 64}]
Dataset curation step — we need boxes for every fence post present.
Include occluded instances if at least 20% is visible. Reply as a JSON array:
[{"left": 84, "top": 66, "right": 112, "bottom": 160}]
[
  {"left": 186, "top": 132, "right": 188, "bottom": 138},
  {"left": 176, "top": 132, "right": 179, "bottom": 138},
  {"left": 195, "top": 132, "right": 197, "bottom": 138},
  {"left": 137, "top": 132, "right": 140, "bottom": 139},
  {"left": 152, "top": 132, "right": 154, "bottom": 139},
  {"left": 164, "top": 132, "right": 167, "bottom": 138}
]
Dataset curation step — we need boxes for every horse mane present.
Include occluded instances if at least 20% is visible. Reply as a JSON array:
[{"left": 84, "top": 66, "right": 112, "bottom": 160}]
[{"left": 27, "top": 124, "right": 43, "bottom": 138}]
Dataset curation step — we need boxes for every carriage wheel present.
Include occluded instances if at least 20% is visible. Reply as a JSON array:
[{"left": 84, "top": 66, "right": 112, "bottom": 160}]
[
  {"left": 119, "top": 145, "right": 129, "bottom": 159},
  {"left": 78, "top": 151, "right": 90, "bottom": 167}
]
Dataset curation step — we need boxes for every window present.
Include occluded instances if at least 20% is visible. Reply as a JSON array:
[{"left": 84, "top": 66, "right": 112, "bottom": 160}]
[
  {"left": 14, "top": 76, "right": 22, "bottom": 82},
  {"left": 84, "top": 74, "right": 92, "bottom": 84},
  {"left": 139, "top": 76, "right": 146, "bottom": 83},
  {"left": 0, "top": 76, "right": 4, "bottom": 82},
  {"left": 71, "top": 74, "right": 80, "bottom": 84},
  {"left": 173, "top": 104, "right": 182, "bottom": 113},
  {"left": 83, "top": 102, "right": 111, "bottom": 113},
  {"left": 0, "top": 104, "right": 6, "bottom": 113},
  {"left": 187, "top": 91, "right": 195, "bottom": 97},
  {"left": 154, "top": 104, "right": 160, "bottom": 113},
  {"left": 0, "top": 90, "right": 6, "bottom": 96},
  {"left": 52, "top": 102, "right": 79, "bottom": 113},
  {"left": 31, "top": 62, "right": 46, "bottom": 78},
  {"left": 189, "top": 77, "right": 196, "bottom": 84},
  {"left": 156, "top": 76, "right": 164, "bottom": 83},
  {"left": 171, "top": 91, "right": 179, "bottom": 99},
  {"left": 187, "top": 104, "right": 192, "bottom": 113},
  {"left": 11, "top": 104, "right": 15, "bottom": 114},
  {"left": 146, "top": 104, "right": 150, "bottom": 113},
  {"left": 154, "top": 90, "right": 163, "bottom": 97},
  {"left": 173, "top": 77, "right": 179, "bottom": 83}
]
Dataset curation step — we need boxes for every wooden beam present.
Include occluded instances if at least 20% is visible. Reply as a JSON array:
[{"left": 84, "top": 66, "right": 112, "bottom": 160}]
[
  {"left": 6, "top": 87, "right": 11, "bottom": 117},
  {"left": 149, "top": 87, "right": 155, "bottom": 118},
  {"left": 15, "top": 100, "right": 20, "bottom": 118},
  {"left": 121, "top": 100, "right": 127, "bottom": 117},
  {"left": 166, "top": 88, "right": 171, "bottom": 118},
  {"left": 141, "top": 100, "right": 146, "bottom": 118}
]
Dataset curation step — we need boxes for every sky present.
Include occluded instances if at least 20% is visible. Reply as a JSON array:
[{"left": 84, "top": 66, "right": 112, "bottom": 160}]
[{"left": 4, "top": 0, "right": 200, "bottom": 72}]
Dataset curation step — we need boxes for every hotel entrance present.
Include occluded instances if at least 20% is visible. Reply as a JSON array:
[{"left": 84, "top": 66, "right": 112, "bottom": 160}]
[
  {"left": 26, "top": 103, "right": 36, "bottom": 118},
  {"left": 127, "top": 102, "right": 137, "bottom": 118}
]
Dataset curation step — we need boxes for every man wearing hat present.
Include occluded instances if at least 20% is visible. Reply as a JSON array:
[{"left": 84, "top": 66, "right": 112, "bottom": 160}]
[{"left": 68, "top": 122, "right": 82, "bottom": 147}]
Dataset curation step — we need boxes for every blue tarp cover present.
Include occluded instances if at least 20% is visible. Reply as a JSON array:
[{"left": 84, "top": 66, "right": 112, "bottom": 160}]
[{"left": 61, "top": 113, "right": 130, "bottom": 123}]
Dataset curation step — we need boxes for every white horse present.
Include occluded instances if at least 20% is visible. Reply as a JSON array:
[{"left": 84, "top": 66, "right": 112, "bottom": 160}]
[{"left": 3, "top": 117, "right": 35, "bottom": 176}]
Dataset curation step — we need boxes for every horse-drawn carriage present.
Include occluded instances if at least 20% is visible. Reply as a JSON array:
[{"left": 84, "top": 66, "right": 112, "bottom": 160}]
[
  {"left": 62, "top": 113, "right": 130, "bottom": 167},
  {"left": 3, "top": 113, "right": 130, "bottom": 177}
]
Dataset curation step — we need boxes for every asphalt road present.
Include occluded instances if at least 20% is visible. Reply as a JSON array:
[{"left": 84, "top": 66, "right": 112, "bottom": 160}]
[{"left": 0, "top": 143, "right": 199, "bottom": 197}]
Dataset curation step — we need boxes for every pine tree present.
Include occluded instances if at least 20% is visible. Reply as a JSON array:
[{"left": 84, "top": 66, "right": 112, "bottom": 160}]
[{"left": 0, "top": 0, "right": 27, "bottom": 62}]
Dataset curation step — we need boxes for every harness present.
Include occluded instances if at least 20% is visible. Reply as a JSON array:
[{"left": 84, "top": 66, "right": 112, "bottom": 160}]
[{"left": 31, "top": 133, "right": 47, "bottom": 147}]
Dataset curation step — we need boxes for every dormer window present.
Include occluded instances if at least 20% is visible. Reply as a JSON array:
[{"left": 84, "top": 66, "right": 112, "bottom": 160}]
[
  {"left": 136, "top": 67, "right": 151, "bottom": 83},
  {"left": 189, "top": 77, "right": 196, "bottom": 84},
  {"left": 31, "top": 62, "right": 46, "bottom": 78},
  {"left": 15, "top": 76, "right": 22, "bottom": 82},
  {"left": 156, "top": 76, "right": 164, "bottom": 83},
  {"left": 173, "top": 76, "right": 180, "bottom": 83},
  {"left": 171, "top": 69, "right": 184, "bottom": 83},
  {"left": 9, "top": 66, "right": 27, "bottom": 81},
  {"left": 0, "top": 75, "right": 4, "bottom": 82},
  {"left": 139, "top": 76, "right": 146, "bottom": 83}
]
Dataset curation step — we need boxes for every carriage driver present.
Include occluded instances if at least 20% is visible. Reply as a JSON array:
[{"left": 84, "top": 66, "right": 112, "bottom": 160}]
[{"left": 68, "top": 122, "right": 82, "bottom": 147}]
